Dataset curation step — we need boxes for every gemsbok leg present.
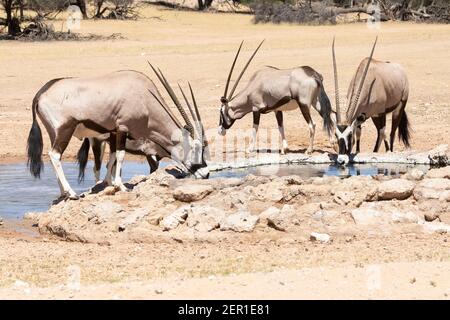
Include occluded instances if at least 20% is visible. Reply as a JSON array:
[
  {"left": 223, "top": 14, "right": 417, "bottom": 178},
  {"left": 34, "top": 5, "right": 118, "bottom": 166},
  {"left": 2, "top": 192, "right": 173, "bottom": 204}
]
[
  {"left": 49, "top": 122, "right": 78, "bottom": 199},
  {"left": 90, "top": 138, "right": 105, "bottom": 183},
  {"left": 104, "top": 132, "right": 117, "bottom": 186},
  {"left": 372, "top": 113, "right": 389, "bottom": 152},
  {"left": 247, "top": 111, "right": 261, "bottom": 154},
  {"left": 297, "top": 102, "right": 316, "bottom": 154},
  {"left": 113, "top": 129, "right": 128, "bottom": 191},
  {"left": 275, "top": 111, "right": 288, "bottom": 155},
  {"left": 355, "top": 125, "right": 362, "bottom": 153}
]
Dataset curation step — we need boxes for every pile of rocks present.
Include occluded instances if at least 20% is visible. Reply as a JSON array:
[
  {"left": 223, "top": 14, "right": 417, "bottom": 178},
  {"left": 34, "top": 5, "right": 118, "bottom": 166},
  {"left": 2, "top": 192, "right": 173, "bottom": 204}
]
[{"left": 25, "top": 162, "right": 450, "bottom": 244}]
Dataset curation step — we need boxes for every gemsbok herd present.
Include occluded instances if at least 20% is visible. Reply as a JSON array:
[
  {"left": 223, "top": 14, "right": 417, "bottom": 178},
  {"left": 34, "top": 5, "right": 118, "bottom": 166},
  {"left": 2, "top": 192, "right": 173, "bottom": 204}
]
[{"left": 27, "top": 37, "right": 411, "bottom": 200}]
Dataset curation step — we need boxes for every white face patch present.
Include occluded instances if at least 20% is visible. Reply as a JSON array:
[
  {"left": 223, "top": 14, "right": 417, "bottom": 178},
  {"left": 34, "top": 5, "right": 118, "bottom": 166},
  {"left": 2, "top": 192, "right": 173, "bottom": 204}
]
[{"left": 335, "top": 126, "right": 354, "bottom": 151}]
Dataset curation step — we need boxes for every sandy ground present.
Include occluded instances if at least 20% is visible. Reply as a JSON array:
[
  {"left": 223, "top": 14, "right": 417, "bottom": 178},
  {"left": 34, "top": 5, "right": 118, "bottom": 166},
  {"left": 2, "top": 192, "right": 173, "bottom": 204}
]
[
  {"left": 1, "top": 221, "right": 450, "bottom": 299},
  {"left": 0, "top": 5, "right": 450, "bottom": 299}
]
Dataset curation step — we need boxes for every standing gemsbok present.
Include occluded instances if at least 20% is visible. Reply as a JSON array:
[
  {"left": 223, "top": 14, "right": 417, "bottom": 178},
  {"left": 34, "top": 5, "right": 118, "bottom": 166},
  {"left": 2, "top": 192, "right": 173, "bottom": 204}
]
[
  {"left": 217, "top": 41, "right": 334, "bottom": 154},
  {"left": 330, "top": 37, "right": 411, "bottom": 165},
  {"left": 27, "top": 67, "right": 209, "bottom": 200}
]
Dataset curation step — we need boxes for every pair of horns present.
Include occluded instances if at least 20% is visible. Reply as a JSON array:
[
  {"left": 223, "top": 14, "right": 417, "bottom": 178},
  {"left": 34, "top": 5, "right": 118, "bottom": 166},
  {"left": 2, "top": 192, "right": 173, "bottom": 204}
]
[
  {"left": 222, "top": 40, "right": 265, "bottom": 102},
  {"left": 332, "top": 36, "right": 378, "bottom": 124},
  {"left": 148, "top": 62, "right": 204, "bottom": 141}
]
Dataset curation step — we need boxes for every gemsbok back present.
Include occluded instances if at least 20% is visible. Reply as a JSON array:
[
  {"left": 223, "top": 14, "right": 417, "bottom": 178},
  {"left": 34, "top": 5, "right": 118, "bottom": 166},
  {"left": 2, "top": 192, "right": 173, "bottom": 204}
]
[
  {"left": 331, "top": 37, "right": 411, "bottom": 165},
  {"left": 27, "top": 67, "right": 209, "bottom": 201},
  {"left": 217, "top": 41, "right": 334, "bottom": 155}
]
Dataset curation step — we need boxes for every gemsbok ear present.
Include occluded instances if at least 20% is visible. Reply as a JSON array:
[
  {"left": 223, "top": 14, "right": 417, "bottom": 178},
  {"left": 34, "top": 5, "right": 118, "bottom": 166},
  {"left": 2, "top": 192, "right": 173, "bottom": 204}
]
[
  {"left": 357, "top": 113, "right": 367, "bottom": 123},
  {"left": 351, "top": 113, "right": 367, "bottom": 130}
]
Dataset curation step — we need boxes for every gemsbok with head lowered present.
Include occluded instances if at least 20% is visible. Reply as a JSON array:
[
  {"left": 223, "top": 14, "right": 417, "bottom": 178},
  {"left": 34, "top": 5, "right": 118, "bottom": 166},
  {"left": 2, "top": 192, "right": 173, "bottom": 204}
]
[
  {"left": 27, "top": 67, "right": 209, "bottom": 200},
  {"left": 218, "top": 41, "right": 334, "bottom": 155},
  {"left": 331, "top": 37, "right": 411, "bottom": 165}
]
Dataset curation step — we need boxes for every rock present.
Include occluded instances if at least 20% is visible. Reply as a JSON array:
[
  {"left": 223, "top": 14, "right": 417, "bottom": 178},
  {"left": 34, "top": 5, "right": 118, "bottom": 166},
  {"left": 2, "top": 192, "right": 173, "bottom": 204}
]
[
  {"left": 420, "top": 220, "right": 450, "bottom": 234},
  {"left": 88, "top": 201, "right": 124, "bottom": 224},
  {"left": 161, "top": 206, "right": 190, "bottom": 231},
  {"left": 351, "top": 202, "right": 418, "bottom": 226},
  {"left": 147, "top": 213, "right": 163, "bottom": 226},
  {"left": 424, "top": 211, "right": 440, "bottom": 222},
  {"left": 426, "top": 166, "right": 450, "bottom": 179},
  {"left": 312, "top": 210, "right": 337, "bottom": 221},
  {"left": 351, "top": 205, "right": 390, "bottom": 225},
  {"left": 101, "top": 186, "right": 117, "bottom": 196},
  {"left": 333, "top": 191, "right": 355, "bottom": 205},
  {"left": 0, "top": 217, "right": 3, "bottom": 226},
  {"left": 118, "top": 208, "right": 151, "bottom": 231},
  {"left": 310, "top": 232, "right": 331, "bottom": 243},
  {"left": 413, "top": 178, "right": 450, "bottom": 201},
  {"left": 403, "top": 168, "right": 425, "bottom": 181},
  {"left": 428, "top": 144, "right": 448, "bottom": 166},
  {"left": 252, "top": 181, "right": 285, "bottom": 202},
  {"left": 391, "top": 210, "right": 419, "bottom": 224},
  {"left": 128, "top": 175, "right": 147, "bottom": 185},
  {"left": 258, "top": 207, "right": 280, "bottom": 225},
  {"left": 266, "top": 205, "right": 296, "bottom": 231},
  {"left": 220, "top": 211, "right": 259, "bottom": 232},
  {"left": 186, "top": 206, "right": 226, "bottom": 232},
  {"left": 366, "top": 179, "right": 415, "bottom": 201},
  {"left": 173, "top": 184, "right": 213, "bottom": 202}
]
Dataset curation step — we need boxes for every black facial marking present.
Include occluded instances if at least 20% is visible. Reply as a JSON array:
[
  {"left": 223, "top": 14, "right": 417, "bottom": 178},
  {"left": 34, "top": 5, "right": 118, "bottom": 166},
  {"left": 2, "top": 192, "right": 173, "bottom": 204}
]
[
  {"left": 338, "top": 138, "right": 346, "bottom": 155},
  {"left": 337, "top": 124, "right": 348, "bottom": 133}
]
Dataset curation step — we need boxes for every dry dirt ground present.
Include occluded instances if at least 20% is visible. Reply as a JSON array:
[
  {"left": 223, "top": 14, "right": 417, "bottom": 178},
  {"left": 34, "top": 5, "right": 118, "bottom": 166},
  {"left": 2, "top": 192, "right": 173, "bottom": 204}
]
[{"left": 0, "top": 5, "right": 449, "bottom": 299}]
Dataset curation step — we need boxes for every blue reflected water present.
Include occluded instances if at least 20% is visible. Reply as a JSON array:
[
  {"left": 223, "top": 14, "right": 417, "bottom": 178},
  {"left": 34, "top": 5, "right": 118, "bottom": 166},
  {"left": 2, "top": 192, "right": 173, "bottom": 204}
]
[{"left": 0, "top": 161, "right": 429, "bottom": 220}]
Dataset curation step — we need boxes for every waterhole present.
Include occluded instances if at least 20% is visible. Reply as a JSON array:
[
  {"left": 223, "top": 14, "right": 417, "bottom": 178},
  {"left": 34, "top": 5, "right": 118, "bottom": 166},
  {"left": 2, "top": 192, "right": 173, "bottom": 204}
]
[{"left": 0, "top": 161, "right": 429, "bottom": 220}]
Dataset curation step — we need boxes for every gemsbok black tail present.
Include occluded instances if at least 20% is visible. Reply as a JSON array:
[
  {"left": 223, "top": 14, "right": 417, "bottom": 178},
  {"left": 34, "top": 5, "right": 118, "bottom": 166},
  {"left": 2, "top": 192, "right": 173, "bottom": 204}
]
[
  {"left": 27, "top": 96, "right": 43, "bottom": 178},
  {"left": 77, "top": 138, "right": 90, "bottom": 183},
  {"left": 398, "top": 108, "right": 411, "bottom": 148},
  {"left": 317, "top": 83, "right": 333, "bottom": 137}
]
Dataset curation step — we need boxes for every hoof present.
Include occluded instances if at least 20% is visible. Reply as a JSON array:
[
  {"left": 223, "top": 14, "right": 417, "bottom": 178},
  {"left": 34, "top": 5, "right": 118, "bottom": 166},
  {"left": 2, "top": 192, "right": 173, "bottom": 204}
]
[{"left": 306, "top": 149, "right": 313, "bottom": 155}]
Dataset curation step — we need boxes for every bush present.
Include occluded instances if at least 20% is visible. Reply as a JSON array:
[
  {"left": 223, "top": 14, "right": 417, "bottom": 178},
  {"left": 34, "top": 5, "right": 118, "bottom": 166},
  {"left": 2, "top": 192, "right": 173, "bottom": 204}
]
[{"left": 251, "top": 0, "right": 337, "bottom": 25}]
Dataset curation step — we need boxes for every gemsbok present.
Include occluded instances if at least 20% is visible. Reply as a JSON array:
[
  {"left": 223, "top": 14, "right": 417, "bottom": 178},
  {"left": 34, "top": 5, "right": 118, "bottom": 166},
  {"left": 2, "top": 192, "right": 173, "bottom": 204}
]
[
  {"left": 331, "top": 37, "right": 411, "bottom": 165},
  {"left": 76, "top": 137, "right": 160, "bottom": 183},
  {"left": 217, "top": 41, "right": 334, "bottom": 155},
  {"left": 27, "top": 67, "right": 209, "bottom": 200}
]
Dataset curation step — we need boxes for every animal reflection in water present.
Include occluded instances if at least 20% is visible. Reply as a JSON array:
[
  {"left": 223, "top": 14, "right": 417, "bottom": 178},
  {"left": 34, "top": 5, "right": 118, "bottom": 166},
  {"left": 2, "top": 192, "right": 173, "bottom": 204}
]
[{"left": 213, "top": 163, "right": 427, "bottom": 179}]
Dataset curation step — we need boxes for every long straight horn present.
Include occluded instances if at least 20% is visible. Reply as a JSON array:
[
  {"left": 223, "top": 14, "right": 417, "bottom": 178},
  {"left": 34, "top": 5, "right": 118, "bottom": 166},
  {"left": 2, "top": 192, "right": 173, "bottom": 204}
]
[
  {"left": 223, "top": 41, "right": 243, "bottom": 101},
  {"left": 188, "top": 82, "right": 207, "bottom": 145},
  {"left": 228, "top": 40, "right": 265, "bottom": 100},
  {"left": 351, "top": 36, "right": 378, "bottom": 111},
  {"left": 332, "top": 36, "right": 341, "bottom": 124},
  {"left": 178, "top": 83, "right": 200, "bottom": 138},
  {"left": 148, "top": 62, "right": 195, "bottom": 137}
]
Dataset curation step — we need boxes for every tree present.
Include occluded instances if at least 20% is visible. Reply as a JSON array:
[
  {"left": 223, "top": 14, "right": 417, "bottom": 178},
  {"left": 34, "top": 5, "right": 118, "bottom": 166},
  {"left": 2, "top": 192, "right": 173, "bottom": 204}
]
[
  {"left": 0, "top": 0, "right": 20, "bottom": 36},
  {"left": 75, "top": 0, "right": 88, "bottom": 18}
]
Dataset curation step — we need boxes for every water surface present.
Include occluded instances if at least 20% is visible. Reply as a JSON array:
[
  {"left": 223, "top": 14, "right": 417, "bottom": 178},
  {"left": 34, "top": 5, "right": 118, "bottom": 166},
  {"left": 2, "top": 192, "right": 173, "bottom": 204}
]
[{"left": 0, "top": 161, "right": 429, "bottom": 220}]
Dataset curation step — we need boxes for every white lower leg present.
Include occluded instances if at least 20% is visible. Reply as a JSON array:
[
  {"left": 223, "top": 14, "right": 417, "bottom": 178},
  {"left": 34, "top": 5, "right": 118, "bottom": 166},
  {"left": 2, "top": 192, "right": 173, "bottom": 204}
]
[
  {"left": 104, "top": 152, "right": 116, "bottom": 186},
  {"left": 247, "top": 124, "right": 258, "bottom": 153},
  {"left": 93, "top": 168, "right": 101, "bottom": 183},
  {"left": 278, "top": 125, "right": 288, "bottom": 154},
  {"left": 307, "top": 122, "right": 316, "bottom": 154},
  {"left": 113, "top": 150, "right": 127, "bottom": 191},
  {"left": 49, "top": 150, "right": 77, "bottom": 198}
]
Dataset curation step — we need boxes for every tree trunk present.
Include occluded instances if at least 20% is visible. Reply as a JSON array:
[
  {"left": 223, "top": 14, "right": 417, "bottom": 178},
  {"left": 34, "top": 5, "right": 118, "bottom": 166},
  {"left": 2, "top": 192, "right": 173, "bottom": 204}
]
[{"left": 77, "top": 0, "right": 88, "bottom": 19}]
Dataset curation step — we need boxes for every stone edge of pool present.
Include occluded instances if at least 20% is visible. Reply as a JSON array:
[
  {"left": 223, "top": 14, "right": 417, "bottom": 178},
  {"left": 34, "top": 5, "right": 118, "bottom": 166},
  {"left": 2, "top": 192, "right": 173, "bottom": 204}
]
[{"left": 207, "top": 144, "right": 449, "bottom": 172}]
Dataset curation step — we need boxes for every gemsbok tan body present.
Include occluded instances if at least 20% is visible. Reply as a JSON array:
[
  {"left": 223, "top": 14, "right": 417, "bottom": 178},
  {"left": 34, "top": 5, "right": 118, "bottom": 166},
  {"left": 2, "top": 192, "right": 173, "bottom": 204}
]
[
  {"left": 218, "top": 42, "right": 334, "bottom": 155},
  {"left": 27, "top": 69, "right": 209, "bottom": 200},
  {"left": 331, "top": 37, "right": 411, "bottom": 165}
]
